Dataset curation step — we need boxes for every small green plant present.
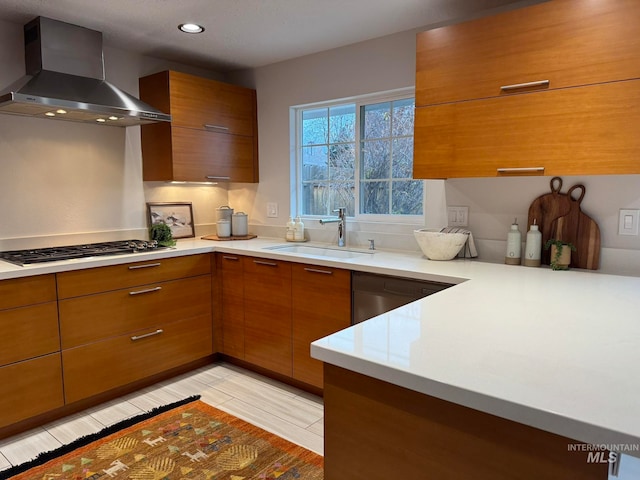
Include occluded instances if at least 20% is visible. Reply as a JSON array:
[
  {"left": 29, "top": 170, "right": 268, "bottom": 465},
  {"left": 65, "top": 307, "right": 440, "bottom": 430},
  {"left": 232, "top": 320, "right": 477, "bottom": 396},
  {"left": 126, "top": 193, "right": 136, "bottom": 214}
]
[
  {"left": 149, "top": 222, "right": 176, "bottom": 247},
  {"left": 544, "top": 239, "right": 576, "bottom": 270}
]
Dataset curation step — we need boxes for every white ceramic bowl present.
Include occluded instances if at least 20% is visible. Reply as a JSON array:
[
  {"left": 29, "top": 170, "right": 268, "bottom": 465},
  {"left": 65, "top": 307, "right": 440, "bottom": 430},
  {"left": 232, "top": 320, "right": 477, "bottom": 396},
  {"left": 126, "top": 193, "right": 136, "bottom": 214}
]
[{"left": 413, "top": 229, "right": 468, "bottom": 261}]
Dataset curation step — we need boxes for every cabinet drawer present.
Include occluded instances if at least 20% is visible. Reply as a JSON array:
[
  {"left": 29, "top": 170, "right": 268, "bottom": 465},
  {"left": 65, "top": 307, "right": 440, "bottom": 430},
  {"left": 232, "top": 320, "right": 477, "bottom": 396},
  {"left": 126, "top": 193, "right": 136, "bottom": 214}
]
[
  {"left": 0, "top": 354, "right": 64, "bottom": 428},
  {"left": 413, "top": 80, "right": 640, "bottom": 179},
  {"left": 62, "top": 314, "right": 213, "bottom": 403},
  {"left": 172, "top": 128, "right": 257, "bottom": 183},
  {"left": 416, "top": 0, "right": 640, "bottom": 106},
  {"left": 0, "top": 274, "right": 56, "bottom": 310},
  {"left": 57, "top": 254, "right": 211, "bottom": 298},
  {"left": 0, "top": 302, "right": 60, "bottom": 365},
  {"left": 60, "top": 275, "right": 212, "bottom": 349}
]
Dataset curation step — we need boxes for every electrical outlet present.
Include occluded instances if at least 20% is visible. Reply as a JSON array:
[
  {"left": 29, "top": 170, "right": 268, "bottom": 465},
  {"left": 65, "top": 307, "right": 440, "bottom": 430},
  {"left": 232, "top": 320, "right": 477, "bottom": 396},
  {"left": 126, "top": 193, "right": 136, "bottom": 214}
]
[
  {"left": 618, "top": 209, "right": 639, "bottom": 235},
  {"left": 267, "top": 202, "right": 279, "bottom": 218},
  {"left": 447, "top": 206, "right": 469, "bottom": 227}
]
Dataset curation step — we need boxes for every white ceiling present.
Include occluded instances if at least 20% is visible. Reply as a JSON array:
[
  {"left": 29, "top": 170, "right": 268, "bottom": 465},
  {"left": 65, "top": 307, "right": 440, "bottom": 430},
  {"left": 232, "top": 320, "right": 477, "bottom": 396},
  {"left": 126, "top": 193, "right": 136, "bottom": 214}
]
[{"left": 0, "top": 0, "right": 528, "bottom": 72}]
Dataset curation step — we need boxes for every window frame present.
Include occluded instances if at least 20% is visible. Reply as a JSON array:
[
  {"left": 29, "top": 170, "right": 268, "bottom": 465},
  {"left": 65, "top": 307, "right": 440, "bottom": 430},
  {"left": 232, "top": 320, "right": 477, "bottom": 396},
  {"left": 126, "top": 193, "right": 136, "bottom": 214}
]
[{"left": 292, "top": 87, "right": 424, "bottom": 224}]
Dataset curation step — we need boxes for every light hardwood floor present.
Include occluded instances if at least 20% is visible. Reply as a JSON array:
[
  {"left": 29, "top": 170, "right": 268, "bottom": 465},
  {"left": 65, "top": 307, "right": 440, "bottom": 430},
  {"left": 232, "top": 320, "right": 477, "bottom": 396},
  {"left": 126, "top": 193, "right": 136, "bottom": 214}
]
[{"left": 0, "top": 362, "right": 323, "bottom": 473}]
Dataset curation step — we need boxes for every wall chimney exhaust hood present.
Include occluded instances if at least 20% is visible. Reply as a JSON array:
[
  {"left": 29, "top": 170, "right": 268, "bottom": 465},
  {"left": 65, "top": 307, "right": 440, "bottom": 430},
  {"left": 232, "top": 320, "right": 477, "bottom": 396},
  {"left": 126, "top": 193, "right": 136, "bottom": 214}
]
[{"left": 0, "top": 17, "right": 171, "bottom": 127}]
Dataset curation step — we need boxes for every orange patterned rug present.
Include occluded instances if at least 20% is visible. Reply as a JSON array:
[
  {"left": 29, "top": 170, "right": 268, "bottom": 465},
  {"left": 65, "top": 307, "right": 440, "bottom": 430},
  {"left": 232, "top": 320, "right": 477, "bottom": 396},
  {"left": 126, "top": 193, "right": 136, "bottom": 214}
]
[{"left": 4, "top": 397, "right": 323, "bottom": 479}]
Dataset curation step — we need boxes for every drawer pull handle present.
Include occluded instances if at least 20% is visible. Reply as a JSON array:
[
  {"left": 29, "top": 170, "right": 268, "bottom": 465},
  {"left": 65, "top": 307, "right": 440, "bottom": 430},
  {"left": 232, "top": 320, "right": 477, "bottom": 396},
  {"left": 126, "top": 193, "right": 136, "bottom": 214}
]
[
  {"left": 304, "top": 267, "right": 333, "bottom": 275},
  {"left": 131, "top": 329, "right": 164, "bottom": 341},
  {"left": 497, "top": 167, "right": 545, "bottom": 174},
  {"left": 205, "top": 176, "right": 231, "bottom": 180},
  {"left": 128, "top": 262, "right": 161, "bottom": 270},
  {"left": 254, "top": 260, "right": 277, "bottom": 267},
  {"left": 500, "top": 80, "right": 549, "bottom": 91},
  {"left": 204, "top": 124, "right": 230, "bottom": 131},
  {"left": 129, "top": 286, "right": 162, "bottom": 296},
  {"left": 222, "top": 255, "right": 239, "bottom": 261}
]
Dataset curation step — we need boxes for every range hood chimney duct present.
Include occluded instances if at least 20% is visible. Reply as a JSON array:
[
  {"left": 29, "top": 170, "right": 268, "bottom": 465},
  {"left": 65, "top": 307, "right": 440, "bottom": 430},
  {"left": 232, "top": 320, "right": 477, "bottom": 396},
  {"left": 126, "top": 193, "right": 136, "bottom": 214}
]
[{"left": 0, "top": 17, "right": 171, "bottom": 127}]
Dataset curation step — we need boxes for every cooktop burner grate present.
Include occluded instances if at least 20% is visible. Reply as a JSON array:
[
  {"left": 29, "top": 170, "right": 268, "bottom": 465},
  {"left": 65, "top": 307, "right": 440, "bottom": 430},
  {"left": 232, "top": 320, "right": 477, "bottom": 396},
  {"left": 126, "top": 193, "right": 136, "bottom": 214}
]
[{"left": 0, "top": 240, "right": 162, "bottom": 266}]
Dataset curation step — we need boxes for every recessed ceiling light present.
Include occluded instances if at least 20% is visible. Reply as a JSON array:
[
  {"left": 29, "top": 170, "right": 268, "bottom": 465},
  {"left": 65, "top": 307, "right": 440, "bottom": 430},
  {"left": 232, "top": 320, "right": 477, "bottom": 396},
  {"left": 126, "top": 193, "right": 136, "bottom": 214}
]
[
  {"left": 96, "top": 118, "right": 106, "bottom": 123},
  {"left": 178, "top": 23, "right": 205, "bottom": 34},
  {"left": 56, "top": 109, "right": 67, "bottom": 114},
  {"left": 108, "top": 116, "right": 119, "bottom": 121},
  {"left": 45, "top": 112, "right": 56, "bottom": 117}
]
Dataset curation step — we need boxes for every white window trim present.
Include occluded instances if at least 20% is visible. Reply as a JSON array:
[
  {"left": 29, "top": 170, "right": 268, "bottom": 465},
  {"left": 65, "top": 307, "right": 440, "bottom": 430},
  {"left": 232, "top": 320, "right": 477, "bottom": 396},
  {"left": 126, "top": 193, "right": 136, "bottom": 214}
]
[{"left": 291, "top": 87, "right": 424, "bottom": 225}]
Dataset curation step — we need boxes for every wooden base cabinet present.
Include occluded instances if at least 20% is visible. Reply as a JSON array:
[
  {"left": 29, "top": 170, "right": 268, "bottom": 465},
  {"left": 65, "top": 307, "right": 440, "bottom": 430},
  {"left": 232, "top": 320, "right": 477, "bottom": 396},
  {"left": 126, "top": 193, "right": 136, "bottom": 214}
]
[
  {"left": 218, "top": 254, "right": 245, "bottom": 359},
  {"left": 57, "top": 254, "right": 214, "bottom": 403},
  {"left": 0, "top": 355, "right": 64, "bottom": 429},
  {"left": 219, "top": 254, "right": 352, "bottom": 390},
  {"left": 292, "top": 264, "right": 351, "bottom": 388},
  {"left": 243, "top": 257, "right": 292, "bottom": 377},
  {"left": 324, "top": 364, "right": 607, "bottom": 480},
  {"left": 0, "top": 274, "right": 63, "bottom": 429},
  {"left": 63, "top": 315, "right": 213, "bottom": 404}
]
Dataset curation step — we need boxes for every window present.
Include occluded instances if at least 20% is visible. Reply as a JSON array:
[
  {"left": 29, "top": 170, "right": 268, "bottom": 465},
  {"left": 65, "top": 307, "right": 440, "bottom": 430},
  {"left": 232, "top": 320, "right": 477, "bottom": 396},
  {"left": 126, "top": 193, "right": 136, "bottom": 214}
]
[{"left": 295, "top": 90, "right": 423, "bottom": 220}]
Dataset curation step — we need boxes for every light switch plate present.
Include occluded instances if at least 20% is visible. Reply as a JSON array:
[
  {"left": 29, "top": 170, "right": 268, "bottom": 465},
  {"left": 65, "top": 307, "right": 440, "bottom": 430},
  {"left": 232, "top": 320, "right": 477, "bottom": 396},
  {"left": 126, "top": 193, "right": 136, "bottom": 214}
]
[
  {"left": 618, "top": 209, "right": 639, "bottom": 236},
  {"left": 267, "top": 202, "right": 279, "bottom": 218},
  {"left": 447, "top": 206, "right": 469, "bottom": 227}
]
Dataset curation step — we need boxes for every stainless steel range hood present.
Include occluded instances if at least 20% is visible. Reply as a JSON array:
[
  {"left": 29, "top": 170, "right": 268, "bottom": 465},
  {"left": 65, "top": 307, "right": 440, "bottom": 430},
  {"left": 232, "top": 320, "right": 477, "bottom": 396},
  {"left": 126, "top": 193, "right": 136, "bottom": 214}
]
[{"left": 0, "top": 17, "right": 171, "bottom": 127}]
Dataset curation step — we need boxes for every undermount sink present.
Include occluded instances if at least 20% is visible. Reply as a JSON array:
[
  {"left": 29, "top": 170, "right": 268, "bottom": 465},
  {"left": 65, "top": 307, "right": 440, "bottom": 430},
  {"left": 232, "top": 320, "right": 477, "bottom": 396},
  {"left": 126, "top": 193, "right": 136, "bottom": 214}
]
[{"left": 263, "top": 244, "right": 374, "bottom": 259}]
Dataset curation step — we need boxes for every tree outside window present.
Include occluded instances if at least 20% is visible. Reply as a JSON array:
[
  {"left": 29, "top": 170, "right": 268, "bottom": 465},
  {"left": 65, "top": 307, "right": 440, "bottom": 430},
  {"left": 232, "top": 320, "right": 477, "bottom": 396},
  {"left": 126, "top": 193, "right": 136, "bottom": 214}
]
[{"left": 298, "top": 94, "right": 422, "bottom": 218}]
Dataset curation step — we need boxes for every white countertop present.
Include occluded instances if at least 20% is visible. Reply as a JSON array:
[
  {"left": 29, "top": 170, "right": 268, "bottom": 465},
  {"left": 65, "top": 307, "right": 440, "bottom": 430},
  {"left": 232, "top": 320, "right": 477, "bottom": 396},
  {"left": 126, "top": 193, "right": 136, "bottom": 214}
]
[{"left": 2, "top": 236, "right": 639, "bottom": 454}]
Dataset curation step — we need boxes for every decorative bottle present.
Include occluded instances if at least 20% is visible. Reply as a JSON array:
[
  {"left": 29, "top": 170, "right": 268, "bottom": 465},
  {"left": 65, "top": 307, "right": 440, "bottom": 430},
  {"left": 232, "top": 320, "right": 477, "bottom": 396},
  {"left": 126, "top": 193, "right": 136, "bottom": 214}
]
[
  {"left": 294, "top": 216, "right": 305, "bottom": 241},
  {"left": 523, "top": 220, "right": 542, "bottom": 267},
  {"left": 505, "top": 219, "right": 521, "bottom": 265},
  {"left": 286, "top": 217, "right": 295, "bottom": 241}
]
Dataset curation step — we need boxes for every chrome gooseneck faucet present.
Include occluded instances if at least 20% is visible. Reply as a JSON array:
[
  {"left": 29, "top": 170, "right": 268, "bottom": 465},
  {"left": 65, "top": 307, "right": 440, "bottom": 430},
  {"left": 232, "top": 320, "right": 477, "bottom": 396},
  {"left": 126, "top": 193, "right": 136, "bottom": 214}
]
[{"left": 319, "top": 207, "right": 347, "bottom": 247}]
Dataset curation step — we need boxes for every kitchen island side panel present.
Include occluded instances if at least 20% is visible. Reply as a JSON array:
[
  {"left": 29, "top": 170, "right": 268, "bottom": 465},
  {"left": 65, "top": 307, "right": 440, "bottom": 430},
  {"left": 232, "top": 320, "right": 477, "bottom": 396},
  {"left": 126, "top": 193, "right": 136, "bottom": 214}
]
[{"left": 323, "top": 364, "right": 608, "bottom": 480}]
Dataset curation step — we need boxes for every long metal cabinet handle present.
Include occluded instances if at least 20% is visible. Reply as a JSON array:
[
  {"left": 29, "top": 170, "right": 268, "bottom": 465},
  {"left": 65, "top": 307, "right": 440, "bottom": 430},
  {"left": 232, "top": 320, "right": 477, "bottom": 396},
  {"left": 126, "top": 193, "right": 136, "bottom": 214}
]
[
  {"left": 128, "top": 262, "right": 161, "bottom": 270},
  {"left": 254, "top": 260, "right": 278, "bottom": 267},
  {"left": 222, "top": 255, "right": 239, "bottom": 261},
  {"left": 304, "top": 267, "right": 333, "bottom": 275},
  {"left": 497, "top": 167, "right": 545, "bottom": 173},
  {"left": 131, "top": 329, "right": 164, "bottom": 341},
  {"left": 204, "top": 124, "right": 230, "bottom": 131},
  {"left": 500, "top": 80, "right": 549, "bottom": 91},
  {"left": 205, "top": 176, "right": 231, "bottom": 180},
  {"left": 129, "top": 286, "right": 162, "bottom": 296}
]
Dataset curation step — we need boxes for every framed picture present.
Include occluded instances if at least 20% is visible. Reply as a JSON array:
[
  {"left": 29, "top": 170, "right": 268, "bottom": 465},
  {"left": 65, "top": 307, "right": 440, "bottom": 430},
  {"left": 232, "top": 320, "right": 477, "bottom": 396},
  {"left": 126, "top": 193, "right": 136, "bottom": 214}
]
[{"left": 146, "top": 202, "right": 195, "bottom": 239}]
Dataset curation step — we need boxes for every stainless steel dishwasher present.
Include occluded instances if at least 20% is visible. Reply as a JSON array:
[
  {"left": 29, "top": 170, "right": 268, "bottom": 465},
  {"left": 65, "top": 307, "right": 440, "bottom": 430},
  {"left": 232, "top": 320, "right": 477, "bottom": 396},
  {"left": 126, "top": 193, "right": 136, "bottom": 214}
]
[{"left": 352, "top": 271, "right": 453, "bottom": 324}]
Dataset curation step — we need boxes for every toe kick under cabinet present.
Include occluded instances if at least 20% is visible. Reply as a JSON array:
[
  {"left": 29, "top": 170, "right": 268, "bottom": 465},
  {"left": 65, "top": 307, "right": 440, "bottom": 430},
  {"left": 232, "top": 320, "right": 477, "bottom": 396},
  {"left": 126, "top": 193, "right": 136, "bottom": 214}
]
[{"left": 57, "top": 254, "right": 214, "bottom": 404}]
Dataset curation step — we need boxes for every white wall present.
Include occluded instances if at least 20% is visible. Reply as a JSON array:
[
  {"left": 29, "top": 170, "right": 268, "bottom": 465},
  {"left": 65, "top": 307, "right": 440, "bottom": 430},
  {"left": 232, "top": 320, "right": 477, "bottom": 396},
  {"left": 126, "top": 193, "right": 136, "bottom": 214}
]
[
  {"left": 227, "top": 15, "right": 640, "bottom": 274},
  {"left": 0, "top": 19, "right": 227, "bottom": 249}
]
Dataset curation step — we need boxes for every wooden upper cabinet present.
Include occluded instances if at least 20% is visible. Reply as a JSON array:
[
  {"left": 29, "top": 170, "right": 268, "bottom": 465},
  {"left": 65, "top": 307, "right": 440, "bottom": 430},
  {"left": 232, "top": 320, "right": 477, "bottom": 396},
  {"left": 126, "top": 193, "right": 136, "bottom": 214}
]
[
  {"left": 139, "top": 70, "right": 259, "bottom": 183},
  {"left": 414, "top": 80, "right": 640, "bottom": 178},
  {"left": 416, "top": 0, "right": 640, "bottom": 107}
]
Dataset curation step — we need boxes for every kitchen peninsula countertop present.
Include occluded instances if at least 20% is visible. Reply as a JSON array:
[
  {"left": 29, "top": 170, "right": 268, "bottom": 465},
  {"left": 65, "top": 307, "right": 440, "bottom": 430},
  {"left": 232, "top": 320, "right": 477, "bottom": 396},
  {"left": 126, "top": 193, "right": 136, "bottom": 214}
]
[{"left": 2, "top": 237, "right": 639, "bottom": 454}]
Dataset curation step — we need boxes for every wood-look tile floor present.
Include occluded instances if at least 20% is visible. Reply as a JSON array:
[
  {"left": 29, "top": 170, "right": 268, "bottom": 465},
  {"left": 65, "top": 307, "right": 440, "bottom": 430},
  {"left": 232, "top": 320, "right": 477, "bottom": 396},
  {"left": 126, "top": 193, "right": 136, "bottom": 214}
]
[
  {"left": 1, "top": 362, "right": 638, "bottom": 479},
  {"left": 0, "top": 362, "right": 323, "bottom": 474}
]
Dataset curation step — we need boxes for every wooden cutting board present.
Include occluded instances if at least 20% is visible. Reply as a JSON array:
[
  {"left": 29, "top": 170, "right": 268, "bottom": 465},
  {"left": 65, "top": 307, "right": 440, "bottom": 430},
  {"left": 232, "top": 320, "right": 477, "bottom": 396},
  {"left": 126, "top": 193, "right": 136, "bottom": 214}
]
[
  {"left": 201, "top": 234, "right": 257, "bottom": 241},
  {"left": 527, "top": 177, "right": 572, "bottom": 265},
  {"left": 549, "top": 185, "right": 601, "bottom": 270}
]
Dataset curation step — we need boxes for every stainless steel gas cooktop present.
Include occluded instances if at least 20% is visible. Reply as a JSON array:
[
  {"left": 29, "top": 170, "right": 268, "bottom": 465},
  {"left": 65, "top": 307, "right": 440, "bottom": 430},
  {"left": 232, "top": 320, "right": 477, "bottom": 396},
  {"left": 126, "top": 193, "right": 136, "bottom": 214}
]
[{"left": 0, "top": 240, "right": 163, "bottom": 266}]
